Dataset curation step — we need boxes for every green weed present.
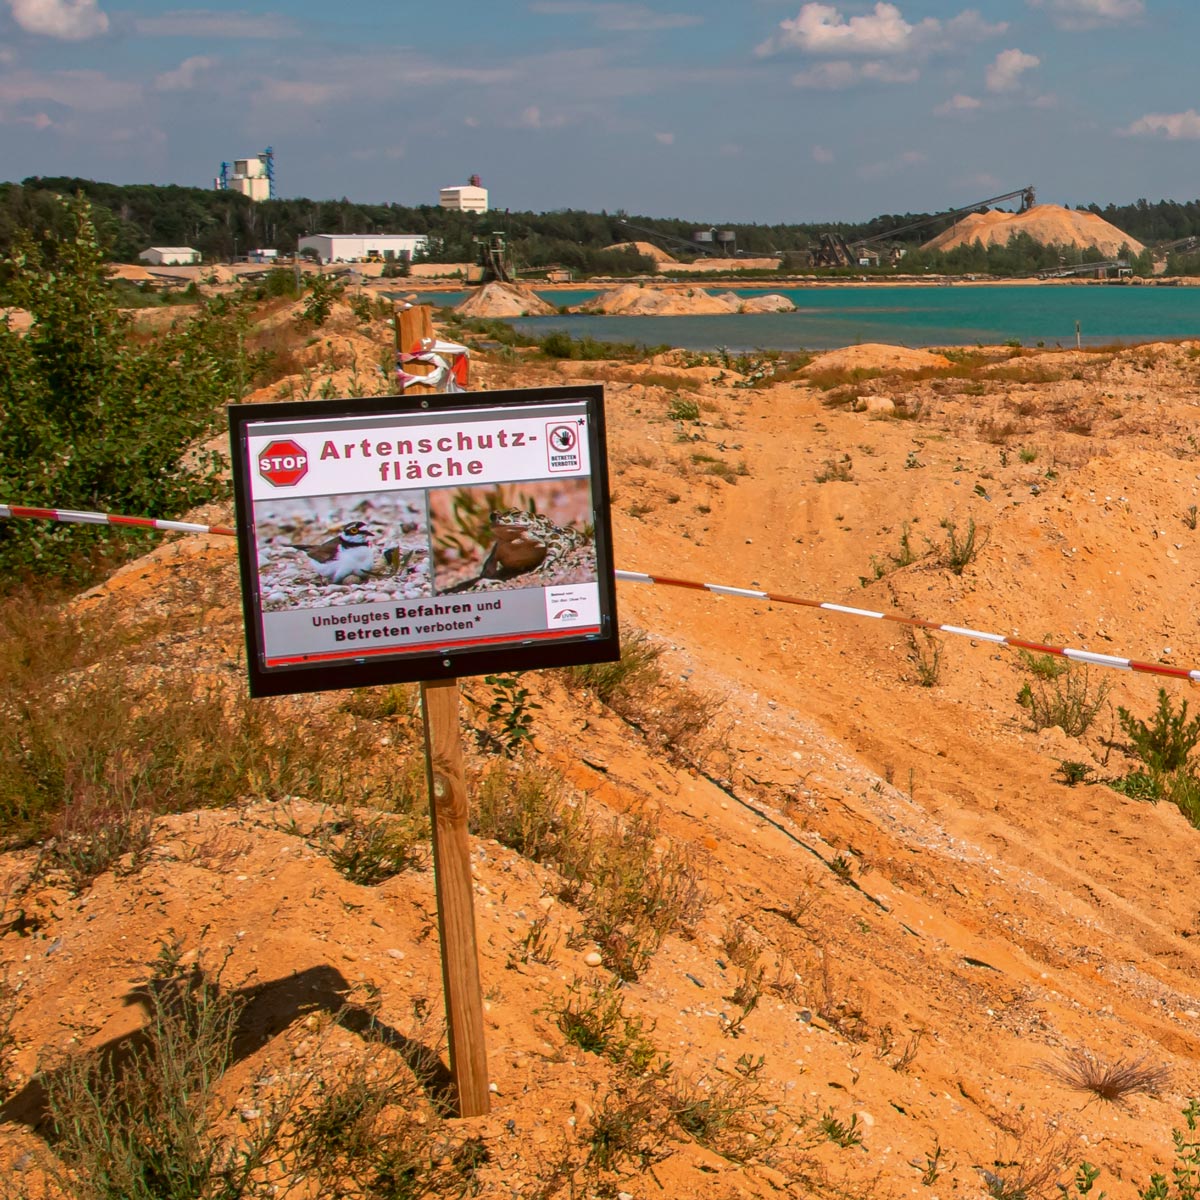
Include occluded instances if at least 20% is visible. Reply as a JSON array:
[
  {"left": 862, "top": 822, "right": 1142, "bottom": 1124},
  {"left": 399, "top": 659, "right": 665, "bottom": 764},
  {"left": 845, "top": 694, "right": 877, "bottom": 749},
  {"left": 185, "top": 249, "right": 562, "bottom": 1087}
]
[
  {"left": 550, "top": 976, "right": 659, "bottom": 1073},
  {"left": 1118, "top": 689, "right": 1200, "bottom": 774},
  {"left": 1018, "top": 667, "right": 1110, "bottom": 738}
]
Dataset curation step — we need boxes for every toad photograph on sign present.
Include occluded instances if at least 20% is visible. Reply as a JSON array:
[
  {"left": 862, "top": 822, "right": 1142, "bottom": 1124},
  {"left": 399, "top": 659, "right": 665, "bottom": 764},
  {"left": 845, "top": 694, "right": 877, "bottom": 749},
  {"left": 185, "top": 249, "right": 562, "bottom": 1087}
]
[{"left": 429, "top": 480, "right": 595, "bottom": 596}]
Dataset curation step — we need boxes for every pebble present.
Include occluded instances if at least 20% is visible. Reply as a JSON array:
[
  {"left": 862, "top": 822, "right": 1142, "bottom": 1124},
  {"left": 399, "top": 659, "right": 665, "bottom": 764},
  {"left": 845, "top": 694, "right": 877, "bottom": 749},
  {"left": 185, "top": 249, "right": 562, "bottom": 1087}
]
[
  {"left": 387, "top": 949, "right": 406, "bottom": 960},
  {"left": 584, "top": 951, "right": 603, "bottom": 967}
]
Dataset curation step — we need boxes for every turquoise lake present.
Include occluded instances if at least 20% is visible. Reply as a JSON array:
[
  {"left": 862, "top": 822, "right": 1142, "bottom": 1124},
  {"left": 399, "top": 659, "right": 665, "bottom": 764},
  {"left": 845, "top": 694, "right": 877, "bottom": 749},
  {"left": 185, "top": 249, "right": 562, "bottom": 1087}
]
[{"left": 412, "top": 284, "right": 1200, "bottom": 351}]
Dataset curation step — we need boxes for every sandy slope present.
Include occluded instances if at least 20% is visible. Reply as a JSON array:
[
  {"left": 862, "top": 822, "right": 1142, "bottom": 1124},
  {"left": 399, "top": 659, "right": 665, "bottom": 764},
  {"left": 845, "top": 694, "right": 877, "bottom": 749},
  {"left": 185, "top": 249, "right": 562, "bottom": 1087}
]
[
  {"left": 5, "top": 309, "right": 1200, "bottom": 1196},
  {"left": 924, "top": 204, "right": 1146, "bottom": 257}
]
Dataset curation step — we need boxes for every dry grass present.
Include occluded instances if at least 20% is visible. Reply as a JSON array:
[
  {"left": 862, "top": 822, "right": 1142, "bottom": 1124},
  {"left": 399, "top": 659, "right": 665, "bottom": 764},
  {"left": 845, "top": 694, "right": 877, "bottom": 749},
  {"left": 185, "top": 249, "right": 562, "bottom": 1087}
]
[{"left": 1039, "top": 1045, "right": 1171, "bottom": 1105}]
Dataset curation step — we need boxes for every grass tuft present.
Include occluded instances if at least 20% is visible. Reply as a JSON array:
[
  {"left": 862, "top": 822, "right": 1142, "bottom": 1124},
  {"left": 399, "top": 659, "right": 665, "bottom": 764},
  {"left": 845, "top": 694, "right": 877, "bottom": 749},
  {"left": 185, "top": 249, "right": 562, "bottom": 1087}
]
[{"left": 1040, "top": 1046, "right": 1171, "bottom": 1105}]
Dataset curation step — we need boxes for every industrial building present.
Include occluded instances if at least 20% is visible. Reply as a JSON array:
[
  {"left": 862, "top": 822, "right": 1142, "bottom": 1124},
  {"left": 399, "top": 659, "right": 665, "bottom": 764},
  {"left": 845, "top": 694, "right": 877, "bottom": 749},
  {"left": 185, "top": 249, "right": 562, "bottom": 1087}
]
[
  {"left": 296, "top": 233, "right": 428, "bottom": 264},
  {"left": 215, "top": 148, "right": 275, "bottom": 202},
  {"left": 139, "top": 246, "right": 201, "bottom": 266},
  {"left": 439, "top": 175, "right": 488, "bottom": 213}
]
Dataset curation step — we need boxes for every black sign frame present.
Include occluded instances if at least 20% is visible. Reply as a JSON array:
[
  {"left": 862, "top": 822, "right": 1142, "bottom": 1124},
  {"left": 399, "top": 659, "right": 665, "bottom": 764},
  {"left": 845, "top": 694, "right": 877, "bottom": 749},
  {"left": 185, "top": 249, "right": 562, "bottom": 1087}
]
[{"left": 229, "top": 385, "right": 619, "bottom": 697}]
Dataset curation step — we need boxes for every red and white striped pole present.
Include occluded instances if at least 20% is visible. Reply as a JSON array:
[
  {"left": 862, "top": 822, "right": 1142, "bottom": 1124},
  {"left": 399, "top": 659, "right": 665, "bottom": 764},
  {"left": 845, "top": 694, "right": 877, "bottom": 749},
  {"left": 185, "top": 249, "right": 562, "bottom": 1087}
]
[{"left": 3, "top": 503, "right": 1198, "bottom": 684}]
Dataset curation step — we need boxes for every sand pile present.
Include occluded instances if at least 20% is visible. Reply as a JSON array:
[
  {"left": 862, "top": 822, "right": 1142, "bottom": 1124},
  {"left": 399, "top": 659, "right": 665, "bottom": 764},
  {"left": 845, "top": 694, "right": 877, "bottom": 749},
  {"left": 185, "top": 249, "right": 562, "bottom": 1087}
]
[
  {"left": 802, "top": 342, "right": 951, "bottom": 373},
  {"left": 577, "top": 284, "right": 794, "bottom": 316},
  {"left": 923, "top": 203, "right": 1144, "bottom": 257},
  {"left": 603, "top": 239, "right": 678, "bottom": 264},
  {"left": 454, "top": 282, "right": 557, "bottom": 318},
  {"left": 108, "top": 263, "right": 156, "bottom": 283}
]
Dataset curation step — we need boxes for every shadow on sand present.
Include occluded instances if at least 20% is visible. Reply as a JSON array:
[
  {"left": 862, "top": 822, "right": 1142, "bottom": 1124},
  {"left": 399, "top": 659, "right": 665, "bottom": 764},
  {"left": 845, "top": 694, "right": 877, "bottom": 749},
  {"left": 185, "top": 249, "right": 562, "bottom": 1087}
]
[{"left": 1, "top": 961, "right": 453, "bottom": 1137}]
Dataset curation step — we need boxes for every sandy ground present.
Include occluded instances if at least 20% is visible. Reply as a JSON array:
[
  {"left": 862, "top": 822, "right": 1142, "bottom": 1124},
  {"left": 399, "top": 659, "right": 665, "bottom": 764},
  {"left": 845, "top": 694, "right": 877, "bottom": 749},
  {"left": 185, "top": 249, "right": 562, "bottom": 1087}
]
[{"left": 6, "top": 303, "right": 1200, "bottom": 1196}]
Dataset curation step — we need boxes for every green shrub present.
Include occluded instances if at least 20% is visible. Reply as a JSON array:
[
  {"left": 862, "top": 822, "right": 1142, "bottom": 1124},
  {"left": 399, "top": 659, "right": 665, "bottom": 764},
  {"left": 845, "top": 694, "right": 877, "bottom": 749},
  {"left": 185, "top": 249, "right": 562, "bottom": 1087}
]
[
  {"left": 939, "top": 517, "right": 987, "bottom": 575},
  {"left": 1118, "top": 689, "right": 1200, "bottom": 774},
  {"left": 1018, "top": 667, "right": 1110, "bottom": 738},
  {"left": 0, "top": 196, "right": 251, "bottom": 586},
  {"left": 667, "top": 396, "right": 701, "bottom": 421},
  {"left": 550, "top": 975, "right": 659, "bottom": 1073}
]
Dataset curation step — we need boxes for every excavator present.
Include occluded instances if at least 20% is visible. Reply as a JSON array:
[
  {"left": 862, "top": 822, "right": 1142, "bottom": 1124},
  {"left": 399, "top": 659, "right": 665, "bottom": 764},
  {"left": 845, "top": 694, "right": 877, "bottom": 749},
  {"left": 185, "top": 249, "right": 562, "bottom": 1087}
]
[{"left": 809, "top": 186, "right": 1036, "bottom": 268}]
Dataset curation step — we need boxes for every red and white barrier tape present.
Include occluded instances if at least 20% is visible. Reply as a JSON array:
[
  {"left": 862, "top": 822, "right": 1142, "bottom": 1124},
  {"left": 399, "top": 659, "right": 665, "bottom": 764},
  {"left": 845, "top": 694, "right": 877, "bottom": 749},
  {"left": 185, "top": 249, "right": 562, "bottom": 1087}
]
[
  {"left": 2, "top": 504, "right": 1196, "bottom": 683},
  {"left": 614, "top": 569, "right": 1200, "bottom": 683},
  {"left": 0, "top": 504, "right": 235, "bottom": 538},
  {"left": 398, "top": 337, "right": 469, "bottom": 393}
]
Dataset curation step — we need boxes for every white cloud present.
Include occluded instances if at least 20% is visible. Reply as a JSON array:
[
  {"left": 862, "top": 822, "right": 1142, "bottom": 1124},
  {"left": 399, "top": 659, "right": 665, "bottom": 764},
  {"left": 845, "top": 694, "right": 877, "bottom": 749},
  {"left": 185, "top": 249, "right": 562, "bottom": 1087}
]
[
  {"left": 986, "top": 48, "right": 1039, "bottom": 92},
  {"left": 517, "top": 104, "right": 568, "bottom": 129},
  {"left": 154, "top": 55, "right": 214, "bottom": 91},
  {"left": 857, "top": 148, "right": 927, "bottom": 179},
  {"left": 791, "top": 58, "right": 918, "bottom": 88},
  {"left": 758, "top": 2, "right": 1004, "bottom": 58},
  {"left": 0, "top": 67, "right": 137, "bottom": 108},
  {"left": 935, "top": 92, "right": 982, "bottom": 114},
  {"left": 1120, "top": 109, "right": 1200, "bottom": 140},
  {"left": 133, "top": 9, "right": 298, "bottom": 38},
  {"left": 258, "top": 79, "right": 341, "bottom": 107},
  {"left": 811, "top": 144, "right": 834, "bottom": 162},
  {"left": 1028, "top": 0, "right": 1143, "bottom": 30},
  {"left": 529, "top": 2, "right": 703, "bottom": 32},
  {"left": 6, "top": 0, "right": 108, "bottom": 40},
  {"left": 654, "top": 130, "right": 674, "bottom": 144}
]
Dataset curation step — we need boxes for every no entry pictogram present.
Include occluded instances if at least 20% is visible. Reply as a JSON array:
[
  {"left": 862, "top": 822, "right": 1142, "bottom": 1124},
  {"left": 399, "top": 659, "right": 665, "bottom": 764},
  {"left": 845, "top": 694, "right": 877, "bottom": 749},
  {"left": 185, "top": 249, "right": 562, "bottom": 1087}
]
[{"left": 546, "top": 422, "right": 581, "bottom": 472}]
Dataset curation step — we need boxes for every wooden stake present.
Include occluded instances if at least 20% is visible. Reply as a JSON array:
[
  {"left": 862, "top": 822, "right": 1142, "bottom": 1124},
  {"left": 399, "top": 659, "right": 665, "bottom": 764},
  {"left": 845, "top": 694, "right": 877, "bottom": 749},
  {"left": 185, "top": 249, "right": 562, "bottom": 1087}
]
[
  {"left": 420, "top": 677, "right": 491, "bottom": 1118},
  {"left": 397, "top": 303, "right": 436, "bottom": 394}
]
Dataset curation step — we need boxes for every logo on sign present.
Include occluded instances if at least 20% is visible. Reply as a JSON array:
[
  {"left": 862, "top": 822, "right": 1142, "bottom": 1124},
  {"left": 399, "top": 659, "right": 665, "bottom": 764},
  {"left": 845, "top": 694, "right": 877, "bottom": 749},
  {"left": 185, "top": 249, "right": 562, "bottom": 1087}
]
[
  {"left": 258, "top": 439, "right": 309, "bottom": 487},
  {"left": 546, "top": 421, "right": 582, "bottom": 473}
]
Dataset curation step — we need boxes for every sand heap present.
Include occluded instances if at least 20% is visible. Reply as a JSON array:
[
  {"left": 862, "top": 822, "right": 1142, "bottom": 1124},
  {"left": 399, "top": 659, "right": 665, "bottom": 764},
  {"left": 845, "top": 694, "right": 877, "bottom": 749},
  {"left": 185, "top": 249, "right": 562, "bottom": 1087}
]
[
  {"left": 603, "top": 239, "right": 678, "bottom": 264},
  {"left": 922, "top": 203, "right": 1144, "bottom": 257},
  {"left": 454, "top": 282, "right": 557, "bottom": 318},
  {"left": 576, "top": 284, "right": 794, "bottom": 316},
  {"left": 802, "top": 342, "right": 951, "bottom": 374}
]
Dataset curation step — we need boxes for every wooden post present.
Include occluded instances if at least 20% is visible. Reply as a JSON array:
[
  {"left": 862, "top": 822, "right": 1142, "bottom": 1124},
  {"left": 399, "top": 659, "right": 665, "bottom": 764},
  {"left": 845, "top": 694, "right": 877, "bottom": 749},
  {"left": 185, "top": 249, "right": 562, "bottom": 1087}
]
[
  {"left": 397, "top": 303, "right": 436, "bottom": 393},
  {"left": 420, "top": 677, "right": 491, "bottom": 1118}
]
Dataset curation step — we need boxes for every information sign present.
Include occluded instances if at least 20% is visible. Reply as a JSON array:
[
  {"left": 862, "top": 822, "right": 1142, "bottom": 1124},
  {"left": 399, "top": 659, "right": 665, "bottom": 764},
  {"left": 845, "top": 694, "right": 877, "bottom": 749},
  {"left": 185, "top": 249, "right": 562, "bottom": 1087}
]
[{"left": 229, "top": 385, "right": 619, "bottom": 697}]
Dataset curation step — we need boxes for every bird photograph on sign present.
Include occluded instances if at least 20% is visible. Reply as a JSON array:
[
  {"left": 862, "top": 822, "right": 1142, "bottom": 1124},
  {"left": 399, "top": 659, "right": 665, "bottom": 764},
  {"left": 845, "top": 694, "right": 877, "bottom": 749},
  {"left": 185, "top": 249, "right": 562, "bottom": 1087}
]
[{"left": 251, "top": 492, "right": 431, "bottom": 611}]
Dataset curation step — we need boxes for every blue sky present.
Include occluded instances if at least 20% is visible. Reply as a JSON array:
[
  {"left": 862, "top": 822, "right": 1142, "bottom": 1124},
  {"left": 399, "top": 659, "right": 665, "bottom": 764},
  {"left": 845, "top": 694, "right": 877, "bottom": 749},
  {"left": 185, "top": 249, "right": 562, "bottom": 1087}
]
[{"left": 0, "top": 0, "right": 1196, "bottom": 222}]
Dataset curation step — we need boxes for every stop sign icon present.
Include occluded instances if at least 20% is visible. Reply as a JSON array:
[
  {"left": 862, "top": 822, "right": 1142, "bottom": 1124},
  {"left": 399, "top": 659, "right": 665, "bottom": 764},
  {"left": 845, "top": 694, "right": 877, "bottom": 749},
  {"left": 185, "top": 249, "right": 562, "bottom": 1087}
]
[{"left": 257, "top": 439, "right": 309, "bottom": 487}]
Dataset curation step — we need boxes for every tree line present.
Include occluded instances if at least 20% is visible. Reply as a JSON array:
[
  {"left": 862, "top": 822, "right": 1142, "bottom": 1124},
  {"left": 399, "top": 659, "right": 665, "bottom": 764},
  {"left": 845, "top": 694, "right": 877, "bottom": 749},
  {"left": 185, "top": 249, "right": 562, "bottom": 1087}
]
[{"left": 5, "top": 176, "right": 1200, "bottom": 276}]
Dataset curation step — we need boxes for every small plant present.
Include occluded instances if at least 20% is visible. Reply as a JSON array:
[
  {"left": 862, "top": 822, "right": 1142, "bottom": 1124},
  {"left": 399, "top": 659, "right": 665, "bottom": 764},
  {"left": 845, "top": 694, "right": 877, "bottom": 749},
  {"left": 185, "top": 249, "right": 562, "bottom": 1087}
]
[
  {"left": 1141, "top": 1097, "right": 1200, "bottom": 1199},
  {"left": 1020, "top": 447, "right": 1039, "bottom": 463},
  {"left": 579, "top": 1074, "right": 672, "bottom": 1187},
  {"left": 1108, "top": 770, "right": 1160, "bottom": 801},
  {"left": 829, "top": 853, "right": 854, "bottom": 882},
  {"left": 550, "top": 975, "right": 659, "bottom": 1073},
  {"left": 1018, "top": 666, "right": 1110, "bottom": 738},
  {"left": 818, "top": 1108, "right": 863, "bottom": 1148},
  {"left": 483, "top": 672, "right": 542, "bottom": 756},
  {"left": 509, "top": 913, "right": 557, "bottom": 967},
  {"left": 318, "top": 809, "right": 427, "bottom": 884},
  {"left": 1186, "top": 505, "right": 1199, "bottom": 530},
  {"left": 815, "top": 455, "right": 853, "bottom": 483},
  {"left": 1056, "top": 760, "right": 1095, "bottom": 786},
  {"left": 667, "top": 1069, "right": 776, "bottom": 1163},
  {"left": 667, "top": 395, "right": 701, "bottom": 421},
  {"left": 906, "top": 629, "right": 943, "bottom": 687},
  {"left": 1040, "top": 1045, "right": 1171, "bottom": 1105},
  {"left": 1118, "top": 688, "right": 1200, "bottom": 775},
  {"left": 939, "top": 516, "right": 987, "bottom": 574},
  {"left": 914, "top": 1139, "right": 952, "bottom": 1185},
  {"left": 40, "top": 939, "right": 250, "bottom": 1200},
  {"left": 1017, "top": 642, "right": 1070, "bottom": 680}
]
